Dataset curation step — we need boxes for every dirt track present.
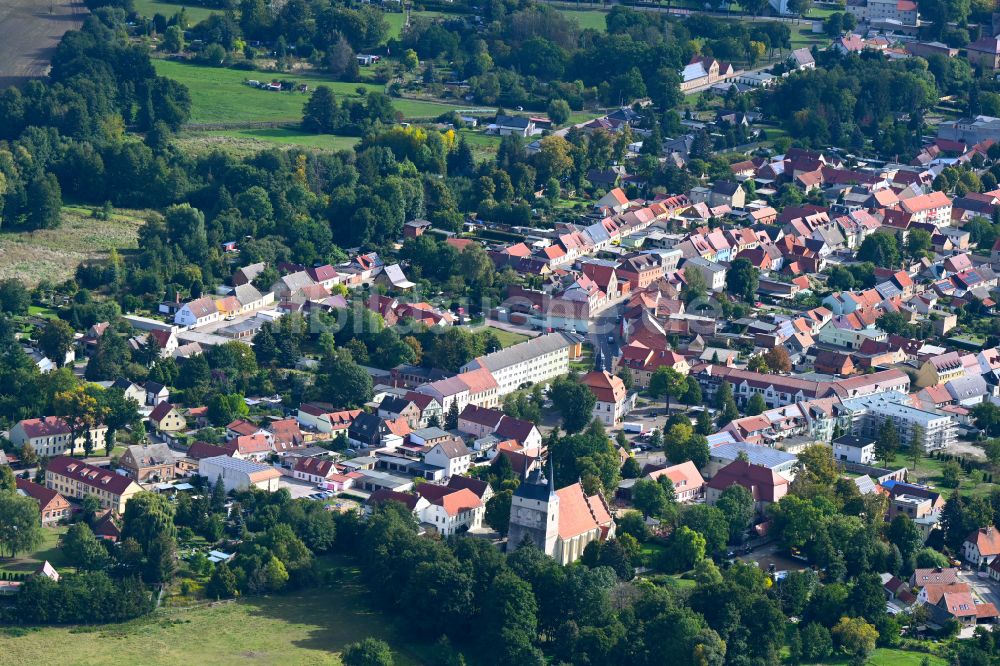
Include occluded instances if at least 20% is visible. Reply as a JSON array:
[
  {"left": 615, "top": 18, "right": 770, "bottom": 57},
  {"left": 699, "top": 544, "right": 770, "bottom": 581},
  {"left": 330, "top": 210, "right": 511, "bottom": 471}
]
[{"left": 0, "top": 0, "right": 86, "bottom": 88}]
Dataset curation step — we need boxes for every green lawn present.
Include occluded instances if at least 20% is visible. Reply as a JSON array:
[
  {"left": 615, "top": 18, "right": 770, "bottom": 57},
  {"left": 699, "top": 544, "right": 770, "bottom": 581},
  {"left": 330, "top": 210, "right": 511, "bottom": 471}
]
[
  {"left": 789, "top": 26, "right": 832, "bottom": 50},
  {"left": 0, "top": 526, "right": 70, "bottom": 575},
  {"left": 155, "top": 59, "right": 470, "bottom": 126},
  {"left": 217, "top": 128, "right": 360, "bottom": 151},
  {"left": 846, "top": 648, "right": 946, "bottom": 666},
  {"left": 27, "top": 305, "right": 58, "bottom": 319},
  {"left": 0, "top": 556, "right": 425, "bottom": 665},
  {"left": 884, "top": 452, "right": 997, "bottom": 499},
  {"left": 483, "top": 326, "right": 530, "bottom": 348},
  {"left": 556, "top": 8, "right": 609, "bottom": 31},
  {"left": 132, "top": 0, "right": 219, "bottom": 23},
  {"left": 154, "top": 60, "right": 385, "bottom": 124},
  {"left": 385, "top": 10, "right": 451, "bottom": 42}
]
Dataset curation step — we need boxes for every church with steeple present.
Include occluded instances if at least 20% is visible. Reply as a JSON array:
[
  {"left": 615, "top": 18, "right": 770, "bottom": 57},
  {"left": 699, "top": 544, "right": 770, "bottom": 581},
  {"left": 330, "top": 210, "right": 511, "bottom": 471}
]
[{"left": 506, "top": 463, "right": 616, "bottom": 565}]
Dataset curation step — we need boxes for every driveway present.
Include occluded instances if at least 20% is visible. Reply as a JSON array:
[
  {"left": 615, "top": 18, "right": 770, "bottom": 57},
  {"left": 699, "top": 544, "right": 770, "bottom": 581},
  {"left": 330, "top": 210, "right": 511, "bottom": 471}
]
[
  {"left": 277, "top": 476, "right": 321, "bottom": 499},
  {"left": 959, "top": 569, "right": 1000, "bottom": 608}
]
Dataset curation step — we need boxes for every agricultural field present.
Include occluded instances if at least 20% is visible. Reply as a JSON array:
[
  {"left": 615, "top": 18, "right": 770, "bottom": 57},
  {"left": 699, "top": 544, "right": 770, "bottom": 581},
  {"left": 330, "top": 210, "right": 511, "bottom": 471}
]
[
  {"left": 0, "top": 206, "right": 146, "bottom": 287},
  {"left": 0, "top": 0, "right": 85, "bottom": 89},
  {"left": 0, "top": 557, "right": 425, "bottom": 666}
]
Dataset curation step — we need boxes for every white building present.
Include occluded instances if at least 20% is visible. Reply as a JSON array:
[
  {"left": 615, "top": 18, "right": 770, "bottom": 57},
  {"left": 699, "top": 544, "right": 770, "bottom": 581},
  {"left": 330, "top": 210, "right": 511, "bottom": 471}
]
[
  {"left": 10, "top": 417, "right": 108, "bottom": 458},
  {"left": 682, "top": 257, "right": 727, "bottom": 291},
  {"left": 198, "top": 456, "right": 281, "bottom": 492},
  {"left": 832, "top": 434, "right": 877, "bottom": 464},
  {"left": 424, "top": 438, "right": 473, "bottom": 478},
  {"left": 840, "top": 391, "right": 957, "bottom": 453},
  {"left": 419, "top": 488, "right": 484, "bottom": 536},
  {"left": 174, "top": 297, "right": 221, "bottom": 327},
  {"left": 460, "top": 332, "right": 579, "bottom": 397}
]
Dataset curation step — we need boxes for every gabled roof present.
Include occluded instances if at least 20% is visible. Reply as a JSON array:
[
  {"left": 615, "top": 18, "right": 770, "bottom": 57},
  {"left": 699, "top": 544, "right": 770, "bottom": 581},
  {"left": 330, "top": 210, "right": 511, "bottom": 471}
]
[
  {"left": 16, "top": 477, "right": 64, "bottom": 508},
  {"left": 47, "top": 456, "right": 137, "bottom": 495},
  {"left": 965, "top": 527, "right": 1000, "bottom": 556},
  {"left": 706, "top": 460, "right": 787, "bottom": 502},
  {"left": 16, "top": 416, "right": 71, "bottom": 439},
  {"left": 149, "top": 402, "right": 178, "bottom": 423},
  {"left": 556, "top": 482, "right": 614, "bottom": 540},
  {"left": 429, "top": 437, "right": 471, "bottom": 459}
]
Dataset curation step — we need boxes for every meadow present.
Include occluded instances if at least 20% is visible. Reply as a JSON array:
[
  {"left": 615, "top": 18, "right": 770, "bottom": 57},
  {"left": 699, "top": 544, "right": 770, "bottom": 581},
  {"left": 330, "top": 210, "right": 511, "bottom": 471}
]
[
  {"left": 0, "top": 557, "right": 425, "bottom": 666},
  {"left": 155, "top": 59, "right": 474, "bottom": 126},
  {"left": 132, "top": 0, "right": 219, "bottom": 23},
  {"left": 0, "top": 206, "right": 146, "bottom": 287}
]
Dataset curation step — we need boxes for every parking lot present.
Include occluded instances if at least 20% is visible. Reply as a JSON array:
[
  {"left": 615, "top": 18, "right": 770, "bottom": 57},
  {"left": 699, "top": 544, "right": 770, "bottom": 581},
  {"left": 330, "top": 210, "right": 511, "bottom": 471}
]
[
  {"left": 738, "top": 543, "right": 809, "bottom": 574},
  {"left": 277, "top": 476, "right": 320, "bottom": 499}
]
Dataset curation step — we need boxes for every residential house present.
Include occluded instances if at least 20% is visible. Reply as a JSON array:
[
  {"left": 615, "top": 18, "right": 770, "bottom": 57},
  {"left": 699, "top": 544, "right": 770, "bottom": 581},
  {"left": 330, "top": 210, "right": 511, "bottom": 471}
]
[
  {"left": 16, "top": 478, "right": 71, "bottom": 526},
  {"left": 832, "top": 434, "right": 877, "bottom": 464},
  {"left": 681, "top": 55, "right": 735, "bottom": 92},
  {"left": 148, "top": 402, "right": 186, "bottom": 433},
  {"left": 963, "top": 527, "right": 1000, "bottom": 567},
  {"left": 706, "top": 460, "right": 789, "bottom": 514},
  {"left": 967, "top": 36, "right": 1000, "bottom": 70},
  {"left": 292, "top": 457, "right": 339, "bottom": 485},
  {"left": 10, "top": 417, "right": 108, "bottom": 458},
  {"left": 144, "top": 381, "right": 169, "bottom": 406},
  {"left": 424, "top": 437, "right": 473, "bottom": 477},
  {"left": 119, "top": 443, "right": 177, "bottom": 483},
  {"left": 416, "top": 485, "right": 485, "bottom": 536},
  {"left": 647, "top": 461, "right": 705, "bottom": 503},
  {"left": 296, "top": 404, "right": 361, "bottom": 435},
  {"left": 581, "top": 370, "right": 635, "bottom": 426},
  {"left": 46, "top": 456, "right": 143, "bottom": 513},
  {"left": 494, "top": 115, "right": 535, "bottom": 137},
  {"left": 174, "top": 297, "right": 221, "bottom": 327},
  {"left": 460, "top": 332, "right": 580, "bottom": 398}
]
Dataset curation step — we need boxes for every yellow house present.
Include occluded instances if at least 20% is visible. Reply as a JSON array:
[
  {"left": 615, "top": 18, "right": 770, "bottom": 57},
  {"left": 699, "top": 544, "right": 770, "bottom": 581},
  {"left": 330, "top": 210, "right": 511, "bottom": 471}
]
[{"left": 149, "top": 402, "right": 187, "bottom": 433}]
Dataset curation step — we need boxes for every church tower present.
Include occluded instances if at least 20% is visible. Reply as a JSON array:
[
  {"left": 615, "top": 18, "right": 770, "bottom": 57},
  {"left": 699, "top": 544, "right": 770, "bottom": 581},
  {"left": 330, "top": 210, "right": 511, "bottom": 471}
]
[{"left": 506, "top": 461, "right": 559, "bottom": 557}]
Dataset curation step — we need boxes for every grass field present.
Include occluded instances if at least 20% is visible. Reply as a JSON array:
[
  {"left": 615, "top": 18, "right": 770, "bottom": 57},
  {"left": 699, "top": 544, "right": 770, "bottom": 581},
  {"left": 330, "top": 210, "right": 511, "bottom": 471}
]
[
  {"left": 557, "top": 8, "right": 609, "bottom": 31},
  {"left": 217, "top": 128, "right": 360, "bottom": 151},
  {"left": 850, "top": 648, "right": 946, "bottom": 666},
  {"left": 0, "top": 526, "right": 70, "bottom": 575},
  {"left": 132, "top": 0, "right": 219, "bottom": 23},
  {"left": 154, "top": 60, "right": 385, "bottom": 124},
  {"left": 385, "top": 9, "right": 451, "bottom": 41},
  {"left": 483, "top": 326, "right": 530, "bottom": 348},
  {"left": 0, "top": 206, "right": 145, "bottom": 287},
  {"left": 0, "top": 557, "right": 425, "bottom": 666},
  {"left": 156, "top": 59, "right": 470, "bottom": 128}
]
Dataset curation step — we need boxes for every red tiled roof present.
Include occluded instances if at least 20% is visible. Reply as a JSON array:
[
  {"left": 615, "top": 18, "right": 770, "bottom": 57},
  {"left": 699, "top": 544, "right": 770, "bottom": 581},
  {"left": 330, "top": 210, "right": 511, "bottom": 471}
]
[
  {"left": 187, "top": 442, "right": 234, "bottom": 460},
  {"left": 16, "top": 416, "right": 71, "bottom": 439},
  {"left": 16, "top": 477, "right": 64, "bottom": 509},
  {"left": 149, "top": 402, "right": 176, "bottom": 423},
  {"left": 706, "top": 460, "right": 787, "bottom": 503},
  {"left": 966, "top": 527, "right": 1000, "bottom": 557},
  {"left": 47, "top": 456, "right": 136, "bottom": 495}
]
